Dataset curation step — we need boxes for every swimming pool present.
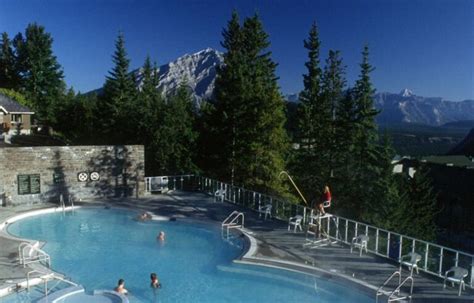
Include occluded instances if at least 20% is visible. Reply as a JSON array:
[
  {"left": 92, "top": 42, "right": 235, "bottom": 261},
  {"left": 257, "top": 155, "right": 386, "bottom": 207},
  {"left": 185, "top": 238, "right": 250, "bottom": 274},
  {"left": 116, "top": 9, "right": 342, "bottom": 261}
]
[{"left": 7, "top": 208, "right": 374, "bottom": 303}]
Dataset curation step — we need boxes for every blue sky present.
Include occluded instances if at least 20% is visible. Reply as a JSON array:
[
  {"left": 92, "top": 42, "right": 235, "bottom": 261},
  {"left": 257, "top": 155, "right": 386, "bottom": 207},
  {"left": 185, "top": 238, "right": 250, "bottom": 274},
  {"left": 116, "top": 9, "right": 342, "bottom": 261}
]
[{"left": 0, "top": 0, "right": 472, "bottom": 100}]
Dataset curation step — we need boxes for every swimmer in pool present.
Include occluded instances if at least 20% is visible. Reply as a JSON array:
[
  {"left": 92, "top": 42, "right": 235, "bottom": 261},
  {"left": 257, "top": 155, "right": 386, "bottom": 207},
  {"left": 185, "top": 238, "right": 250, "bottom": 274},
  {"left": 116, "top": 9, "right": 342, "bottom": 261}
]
[
  {"left": 150, "top": 273, "right": 161, "bottom": 288},
  {"left": 114, "top": 278, "right": 128, "bottom": 295},
  {"left": 137, "top": 212, "right": 152, "bottom": 221},
  {"left": 157, "top": 231, "right": 165, "bottom": 241}
]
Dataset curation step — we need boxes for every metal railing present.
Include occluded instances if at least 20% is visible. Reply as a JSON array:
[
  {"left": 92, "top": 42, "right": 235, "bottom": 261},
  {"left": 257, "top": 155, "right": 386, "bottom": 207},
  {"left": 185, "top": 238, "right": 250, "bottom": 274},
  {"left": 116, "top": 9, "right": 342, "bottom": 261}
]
[
  {"left": 145, "top": 174, "right": 474, "bottom": 288},
  {"left": 18, "top": 242, "right": 51, "bottom": 268},
  {"left": 26, "top": 269, "right": 77, "bottom": 296}
]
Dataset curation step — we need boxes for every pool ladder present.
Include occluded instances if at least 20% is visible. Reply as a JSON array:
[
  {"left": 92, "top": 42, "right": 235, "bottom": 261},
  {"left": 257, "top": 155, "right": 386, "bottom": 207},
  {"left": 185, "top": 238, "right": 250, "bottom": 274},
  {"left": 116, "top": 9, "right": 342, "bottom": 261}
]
[
  {"left": 26, "top": 269, "right": 77, "bottom": 296},
  {"left": 221, "top": 211, "right": 244, "bottom": 237},
  {"left": 376, "top": 270, "right": 414, "bottom": 302},
  {"left": 59, "top": 194, "right": 75, "bottom": 213}
]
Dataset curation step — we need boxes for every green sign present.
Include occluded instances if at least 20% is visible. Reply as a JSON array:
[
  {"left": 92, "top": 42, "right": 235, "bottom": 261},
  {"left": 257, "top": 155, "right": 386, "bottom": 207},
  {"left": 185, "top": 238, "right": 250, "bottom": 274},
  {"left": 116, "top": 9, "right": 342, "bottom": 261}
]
[{"left": 17, "top": 174, "right": 41, "bottom": 195}]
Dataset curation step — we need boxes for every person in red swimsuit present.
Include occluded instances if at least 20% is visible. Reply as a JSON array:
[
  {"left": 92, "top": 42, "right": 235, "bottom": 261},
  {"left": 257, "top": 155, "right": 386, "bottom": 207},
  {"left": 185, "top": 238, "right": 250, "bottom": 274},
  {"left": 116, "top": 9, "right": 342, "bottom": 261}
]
[{"left": 315, "top": 185, "right": 331, "bottom": 215}]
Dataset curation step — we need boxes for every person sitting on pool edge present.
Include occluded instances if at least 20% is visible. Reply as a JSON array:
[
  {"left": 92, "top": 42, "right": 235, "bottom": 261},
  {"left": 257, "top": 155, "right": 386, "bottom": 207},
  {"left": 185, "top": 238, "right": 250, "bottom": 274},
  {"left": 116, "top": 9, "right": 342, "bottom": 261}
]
[
  {"left": 150, "top": 273, "right": 162, "bottom": 289},
  {"left": 157, "top": 231, "right": 165, "bottom": 241},
  {"left": 114, "top": 278, "right": 128, "bottom": 295}
]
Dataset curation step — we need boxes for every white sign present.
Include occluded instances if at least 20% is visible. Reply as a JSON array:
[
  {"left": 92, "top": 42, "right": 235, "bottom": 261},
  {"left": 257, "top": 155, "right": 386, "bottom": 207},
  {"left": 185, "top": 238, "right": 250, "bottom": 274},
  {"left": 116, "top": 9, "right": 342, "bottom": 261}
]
[
  {"left": 78, "top": 172, "right": 88, "bottom": 182},
  {"left": 90, "top": 172, "right": 100, "bottom": 181}
]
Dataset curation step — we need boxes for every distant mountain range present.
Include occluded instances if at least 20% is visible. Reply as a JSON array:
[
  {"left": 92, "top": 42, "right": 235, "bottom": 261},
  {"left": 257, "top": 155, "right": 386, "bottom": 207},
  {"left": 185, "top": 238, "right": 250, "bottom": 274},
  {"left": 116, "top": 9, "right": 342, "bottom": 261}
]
[
  {"left": 373, "top": 89, "right": 474, "bottom": 126},
  {"left": 92, "top": 48, "right": 474, "bottom": 126}
]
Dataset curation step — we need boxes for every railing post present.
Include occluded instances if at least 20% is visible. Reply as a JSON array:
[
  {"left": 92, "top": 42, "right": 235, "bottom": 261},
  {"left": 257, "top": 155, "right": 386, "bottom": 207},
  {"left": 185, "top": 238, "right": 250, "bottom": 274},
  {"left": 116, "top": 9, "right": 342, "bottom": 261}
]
[
  {"left": 344, "top": 220, "right": 348, "bottom": 243},
  {"left": 424, "top": 243, "right": 429, "bottom": 271},
  {"left": 470, "top": 258, "right": 474, "bottom": 288},
  {"left": 387, "top": 233, "right": 391, "bottom": 257},
  {"left": 399, "top": 236, "right": 403, "bottom": 261},
  {"left": 455, "top": 252, "right": 459, "bottom": 267},
  {"left": 439, "top": 248, "right": 444, "bottom": 276},
  {"left": 412, "top": 239, "right": 416, "bottom": 253},
  {"left": 375, "top": 229, "right": 379, "bottom": 254}
]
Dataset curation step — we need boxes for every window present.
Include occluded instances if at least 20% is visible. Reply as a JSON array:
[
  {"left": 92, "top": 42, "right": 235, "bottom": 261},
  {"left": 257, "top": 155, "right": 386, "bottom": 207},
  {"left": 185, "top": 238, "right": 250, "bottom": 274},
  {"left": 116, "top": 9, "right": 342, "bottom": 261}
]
[
  {"left": 18, "top": 174, "right": 41, "bottom": 195},
  {"left": 11, "top": 114, "right": 22, "bottom": 123}
]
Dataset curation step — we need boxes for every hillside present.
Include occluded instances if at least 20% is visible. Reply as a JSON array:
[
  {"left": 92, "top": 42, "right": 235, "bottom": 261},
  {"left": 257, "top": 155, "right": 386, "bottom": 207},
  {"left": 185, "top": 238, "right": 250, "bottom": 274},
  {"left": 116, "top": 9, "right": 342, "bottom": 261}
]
[{"left": 448, "top": 128, "right": 474, "bottom": 156}]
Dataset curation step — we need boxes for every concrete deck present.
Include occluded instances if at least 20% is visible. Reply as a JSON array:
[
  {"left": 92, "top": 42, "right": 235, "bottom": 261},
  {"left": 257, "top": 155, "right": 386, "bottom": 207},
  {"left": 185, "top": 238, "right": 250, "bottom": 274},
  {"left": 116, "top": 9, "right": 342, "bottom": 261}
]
[{"left": 0, "top": 191, "right": 473, "bottom": 302}]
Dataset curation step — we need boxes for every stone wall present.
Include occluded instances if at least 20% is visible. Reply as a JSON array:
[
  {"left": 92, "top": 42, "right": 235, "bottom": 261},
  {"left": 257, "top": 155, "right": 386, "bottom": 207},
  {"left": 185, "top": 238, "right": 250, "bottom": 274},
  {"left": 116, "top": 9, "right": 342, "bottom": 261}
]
[{"left": 0, "top": 145, "right": 145, "bottom": 205}]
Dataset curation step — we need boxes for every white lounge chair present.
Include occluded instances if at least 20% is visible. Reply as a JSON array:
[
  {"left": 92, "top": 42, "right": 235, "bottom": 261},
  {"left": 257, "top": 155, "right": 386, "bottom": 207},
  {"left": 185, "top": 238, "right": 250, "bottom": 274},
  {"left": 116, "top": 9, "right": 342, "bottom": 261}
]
[
  {"left": 399, "top": 252, "right": 422, "bottom": 276},
  {"left": 214, "top": 189, "right": 225, "bottom": 202},
  {"left": 288, "top": 215, "right": 303, "bottom": 232},
  {"left": 444, "top": 266, "right": 468, "bottom": 296},
  {"left": 258, "top": 204, "right": 272, "bottom": 220},
  {"left": 351, "top": 235, "right": 369, "bottom": 256}
]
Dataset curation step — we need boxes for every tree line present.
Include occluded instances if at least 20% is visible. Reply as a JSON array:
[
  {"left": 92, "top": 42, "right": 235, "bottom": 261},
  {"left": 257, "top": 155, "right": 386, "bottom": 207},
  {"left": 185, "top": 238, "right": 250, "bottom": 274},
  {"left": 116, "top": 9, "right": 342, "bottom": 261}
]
[{"left": 0, "top": 14, "right": 437, "bottom": 241}]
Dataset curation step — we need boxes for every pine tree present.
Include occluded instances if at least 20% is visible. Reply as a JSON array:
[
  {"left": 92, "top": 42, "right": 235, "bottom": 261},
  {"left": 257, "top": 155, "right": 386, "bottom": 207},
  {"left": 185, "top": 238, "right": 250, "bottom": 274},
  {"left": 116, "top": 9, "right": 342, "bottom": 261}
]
[
  {"left": 350, "top": 45, "right": 380, "bottom": 219},
  {"left": 208, "top": 10, "right": 245, "bottom": 183},
  {"left": 209, "top": 12, "right": 288, "bottom": 195},
  {"left": 400, "top": 166, "right": 438, "bottom": 241},
  {"left": 154, "top": 83, "right": 198, "bottom": 174},
  {"left": 320, "top": 50, "right": 346, "bottom": 192},
  {"left": 98, "top": 32, "right": 137, "bottom": 144},
  {"left": 237, "top": 14, "right": 288, "bottom": 194},
  {"left": 138, "top": 56, "right": 166, "bottom": 175},
  {"left": 293, "top": 22, "right": 325, "bottom": 201},
  {"left": 14, "top": 23, "right": 65, "bottom": 126},
  {"left": 0, "top": 32, "right": 20, "bottom": 89}
]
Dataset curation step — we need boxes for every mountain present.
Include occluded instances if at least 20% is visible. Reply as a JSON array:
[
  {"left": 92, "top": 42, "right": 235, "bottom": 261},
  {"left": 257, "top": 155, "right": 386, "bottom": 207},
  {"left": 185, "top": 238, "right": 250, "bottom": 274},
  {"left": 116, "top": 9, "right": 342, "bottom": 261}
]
[
  {"left": 448, "top": 128, "right": 474, "bottom": 156},
  {"left": 374, "top": 90, "right": 474, "bottom": 126},
  {"left": 134, "top": 48, "right": 223, "bottom": 106}
]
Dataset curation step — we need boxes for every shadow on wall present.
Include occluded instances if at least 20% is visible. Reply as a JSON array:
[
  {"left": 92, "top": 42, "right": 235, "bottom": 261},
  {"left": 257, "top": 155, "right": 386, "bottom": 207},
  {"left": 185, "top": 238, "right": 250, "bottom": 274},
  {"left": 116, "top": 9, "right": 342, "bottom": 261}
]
[
  {"left": 87, "top": 146, "right": 143, "bottom": 198},
  {"left": 44, "top": 150, "right": 70, "bottom": 203}
]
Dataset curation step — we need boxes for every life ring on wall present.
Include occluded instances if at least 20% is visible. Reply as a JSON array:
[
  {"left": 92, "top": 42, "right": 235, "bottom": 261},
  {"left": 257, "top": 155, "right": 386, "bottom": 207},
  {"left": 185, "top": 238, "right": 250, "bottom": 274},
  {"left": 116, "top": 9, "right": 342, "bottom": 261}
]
[
  {"left": 77, "top": 172, "right": 88, "bottom": 182},
  {"left": 90, "top": 172, "right": 100, "bottom": 181}
]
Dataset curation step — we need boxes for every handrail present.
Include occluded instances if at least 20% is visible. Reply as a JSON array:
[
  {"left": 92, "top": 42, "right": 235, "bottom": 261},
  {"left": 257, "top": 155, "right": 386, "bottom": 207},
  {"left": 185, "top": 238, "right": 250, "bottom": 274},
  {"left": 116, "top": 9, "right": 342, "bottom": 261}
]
[
  {"left": 376, "top": 271, "right": 402, "bottom": 303},
  {"left": 27, "top": 269, "right": 78, "bottom": 295},
  {"left": 59, "top": 194, "right": 65, "bottom": 213},
  {"left": 18, "top": 242, "right": 51, "bottom": 268},
  {"left": 388, "top": 276, "right": 414, "bottom": 302},
  {"left": 221, "top": 211, "right": 244, "bottom": 237},
  {"left": 279, "top": 171, "right": 308, "bottom": 206},
  {"left": 222, "top": 211, "right": 240, "bottom": 227},
  {"left": 68, "top": 195, "right": 74, "bottom": 211}
]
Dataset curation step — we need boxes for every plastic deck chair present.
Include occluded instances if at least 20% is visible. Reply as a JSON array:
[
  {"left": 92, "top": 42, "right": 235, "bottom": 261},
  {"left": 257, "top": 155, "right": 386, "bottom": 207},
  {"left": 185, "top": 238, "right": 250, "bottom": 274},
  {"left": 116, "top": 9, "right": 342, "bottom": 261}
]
[
  {"left": 444, "top": 266, "right": 468, "bottom": 296},
  {"left": 258, "top": 204, "right": 272, "bottom": 220},
  {"left": 399, "top": 252, "right": 422, "bottom": 276},
  {"left": 288, "top": 215, "right": 303, "bottom": 233},
  {"left": 351, "top": 235, "right": 369, "bottom": 256},
  {"left": 214, "top": 189, "right": 225, "bottom": 202}
]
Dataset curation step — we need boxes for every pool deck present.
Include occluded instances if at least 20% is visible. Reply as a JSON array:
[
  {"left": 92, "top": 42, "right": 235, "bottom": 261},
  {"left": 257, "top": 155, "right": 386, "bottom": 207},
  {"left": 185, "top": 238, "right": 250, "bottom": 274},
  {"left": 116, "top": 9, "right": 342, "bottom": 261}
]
[{"left": 0, "top": 190, "right": 473, "bottom": 302}]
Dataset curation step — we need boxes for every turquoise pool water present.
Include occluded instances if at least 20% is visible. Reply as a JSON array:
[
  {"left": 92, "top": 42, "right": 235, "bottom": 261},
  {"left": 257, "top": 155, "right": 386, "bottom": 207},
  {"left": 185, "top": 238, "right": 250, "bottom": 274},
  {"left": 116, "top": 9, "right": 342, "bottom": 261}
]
[{"left": 7, "top": 208, "right": 374, "bottom": 303}]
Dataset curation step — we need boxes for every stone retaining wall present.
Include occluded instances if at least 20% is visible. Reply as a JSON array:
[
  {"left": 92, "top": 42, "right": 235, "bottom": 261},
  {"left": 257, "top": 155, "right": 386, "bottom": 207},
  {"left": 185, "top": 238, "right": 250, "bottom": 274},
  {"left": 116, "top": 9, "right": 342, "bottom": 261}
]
[{"left": 0, "top": 145, "right": 145, "bottom": 205}]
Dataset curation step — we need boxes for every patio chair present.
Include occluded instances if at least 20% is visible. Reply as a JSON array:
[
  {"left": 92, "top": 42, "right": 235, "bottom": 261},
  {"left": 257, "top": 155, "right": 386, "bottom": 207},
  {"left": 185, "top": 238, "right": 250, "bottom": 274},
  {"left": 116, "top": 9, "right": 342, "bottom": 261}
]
[
  {"left": 399, "top": 252, "right": 422, "bottom": 276},
  {"left": 214, "top": 189, "right": 225, "bottom": 202},
  {"left": 258, "top": 204, "right": 272, "bottom": 220},
  {"left": 288, "top": 215, "right": 303, "bottom": 233},
  {"left": 444, "top": 266, "right": 468, "bottom": 296},
  {"left": 351, "top": 235, "right": 369, "bottom": 256}
]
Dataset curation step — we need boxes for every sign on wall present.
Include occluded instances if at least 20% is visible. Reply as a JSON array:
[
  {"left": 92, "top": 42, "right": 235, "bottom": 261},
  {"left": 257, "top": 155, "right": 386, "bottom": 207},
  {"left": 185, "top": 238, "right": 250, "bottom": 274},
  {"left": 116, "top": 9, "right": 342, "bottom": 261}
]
[
  {"left": 77, "top": 172, "right": 88, "bottom": 182},
  {"left": 90, "top": 171, "right": 100, "bottom": 181},
  {"left": 17, "top": 174, "right": 41, "bottom": 195}
]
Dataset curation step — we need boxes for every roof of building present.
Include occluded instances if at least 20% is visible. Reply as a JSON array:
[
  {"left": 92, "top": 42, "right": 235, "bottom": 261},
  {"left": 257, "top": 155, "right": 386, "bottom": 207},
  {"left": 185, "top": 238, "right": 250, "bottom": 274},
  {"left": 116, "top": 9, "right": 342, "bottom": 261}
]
[{"left": 0, "top": 93, "right": 34, "bottom": 114}]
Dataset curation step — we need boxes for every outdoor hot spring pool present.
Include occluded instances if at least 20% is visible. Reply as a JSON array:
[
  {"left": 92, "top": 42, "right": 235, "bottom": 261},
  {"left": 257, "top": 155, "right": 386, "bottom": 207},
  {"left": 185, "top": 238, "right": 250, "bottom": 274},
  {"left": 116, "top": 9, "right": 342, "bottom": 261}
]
[{"left": 6, "top": 208, "right": 374, "bottom": 303}]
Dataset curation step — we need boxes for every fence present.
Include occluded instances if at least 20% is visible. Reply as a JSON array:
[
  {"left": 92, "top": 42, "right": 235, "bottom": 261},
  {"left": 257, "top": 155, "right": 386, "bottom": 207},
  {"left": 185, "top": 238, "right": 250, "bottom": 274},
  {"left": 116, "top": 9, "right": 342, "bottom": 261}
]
[{"left": 144, "top": 174, "right": 474, "bottom": 288}]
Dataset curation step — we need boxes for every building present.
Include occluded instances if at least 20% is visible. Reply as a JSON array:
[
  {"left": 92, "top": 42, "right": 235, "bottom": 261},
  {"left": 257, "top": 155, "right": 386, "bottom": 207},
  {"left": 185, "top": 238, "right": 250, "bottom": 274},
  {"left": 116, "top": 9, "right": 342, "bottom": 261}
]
[{"left": 0, "top": 93, "right": 35, "bottom": 142}]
